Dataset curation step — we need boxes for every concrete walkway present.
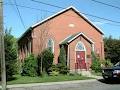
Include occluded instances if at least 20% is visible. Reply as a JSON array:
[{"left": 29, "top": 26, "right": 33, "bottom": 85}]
[{"left": 0, "top": 76, "right": 102, "bottom": 90}]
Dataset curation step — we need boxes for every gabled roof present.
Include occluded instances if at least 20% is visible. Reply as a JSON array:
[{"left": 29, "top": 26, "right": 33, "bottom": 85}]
[
  {"left": 31, "top": 6, "right": 104, "bottom": 34},
  {"left": 60, "top": 32, "right": 94, "bottom": 45},
  {"left": 18, "top": 6, "right": 104, "bottom": 42}
]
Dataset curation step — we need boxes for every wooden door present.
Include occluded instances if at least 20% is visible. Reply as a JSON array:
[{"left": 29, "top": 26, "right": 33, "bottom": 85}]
[{"left": 76, "top": 51, "right": 86, "bottom": 69}]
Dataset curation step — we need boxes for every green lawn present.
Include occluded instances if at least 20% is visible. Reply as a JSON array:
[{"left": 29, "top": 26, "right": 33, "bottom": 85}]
[
  {"left": 7, "top": 74, "right": 93, "bottom": 85},
  {"left": 91, "top": 71, "right": 102, "bottom": 76}
]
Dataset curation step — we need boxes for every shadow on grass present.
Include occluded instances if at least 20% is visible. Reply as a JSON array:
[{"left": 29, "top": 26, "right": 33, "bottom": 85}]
[
  {"left": 97, "top": 78, "right": 120, "bottom": 84},
  {"left": 7, "top": 76, "right": 18, "bottom": 81}
]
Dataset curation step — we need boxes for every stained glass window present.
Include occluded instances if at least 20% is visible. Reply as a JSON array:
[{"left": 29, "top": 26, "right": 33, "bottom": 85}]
[
  {"left": 75, "top": 41, "right": 85, "bottom": 51},
  {"left": 47, "top": 39, "right": 54, "bottom": 53}
]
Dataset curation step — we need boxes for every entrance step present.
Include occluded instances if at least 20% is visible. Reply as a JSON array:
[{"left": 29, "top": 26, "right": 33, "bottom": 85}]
[{"left": 80, "top": 70, "right": 92, "bottom": 77}]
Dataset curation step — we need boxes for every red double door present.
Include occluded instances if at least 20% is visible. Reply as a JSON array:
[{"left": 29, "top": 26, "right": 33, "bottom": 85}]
[{"left": 75, "top": 51, "right": 86, "bottom": 69}]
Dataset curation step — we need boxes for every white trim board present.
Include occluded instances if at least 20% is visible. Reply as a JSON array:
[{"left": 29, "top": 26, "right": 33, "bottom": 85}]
[{"left": 68, "top": 32, "right": 94, "bottom": 44}]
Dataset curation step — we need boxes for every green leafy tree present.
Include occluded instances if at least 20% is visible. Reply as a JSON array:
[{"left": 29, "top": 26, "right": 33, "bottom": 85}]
[
  {"left": 104, "top": 36, "right": 120, "bottom": 64},
  {"left": 37, "top": 49, "right": 54, "bottom": 75},
  {"left": 21, "top": 54, "right": 38, "bottom": 77},
  {"left": 4, "top": 28, "right": 17, "bottom": 80},
  {"left": 59, "top": 45, "right": 67, "bottom": 66}
]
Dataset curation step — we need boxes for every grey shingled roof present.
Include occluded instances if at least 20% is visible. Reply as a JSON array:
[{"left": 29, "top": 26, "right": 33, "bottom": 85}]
[{"left": 60, "top": 32, "right": 80, "bottom": 45}]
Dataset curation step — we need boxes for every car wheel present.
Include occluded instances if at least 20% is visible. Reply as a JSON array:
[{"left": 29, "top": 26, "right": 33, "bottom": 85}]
[{"left": 103, "top": 76, "right": 110, "bottom": 81}]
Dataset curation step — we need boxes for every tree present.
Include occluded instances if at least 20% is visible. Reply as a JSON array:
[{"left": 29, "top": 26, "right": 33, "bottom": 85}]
[
  {"left": 37, "top": 17, "right": 50, "bottom": 74},
  {"left": 104, "top": 36, "right": 120, "bottom": 64},
  {"left": 4, "top": 28, "right": 17, "bottom": 80},
  {"left": 37, "top": 49, "right": 54, "bottom": 75},
  {"left": 59, "top": 45, "right": 67, "bottom": 66},
  {"left": 21, "top": 54, "right": 37, "bottom": 77}
]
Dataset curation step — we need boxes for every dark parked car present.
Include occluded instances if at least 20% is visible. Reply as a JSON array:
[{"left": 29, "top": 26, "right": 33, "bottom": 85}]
[{"left": 102, "top": 62, "right": 120, "bottom": 80}]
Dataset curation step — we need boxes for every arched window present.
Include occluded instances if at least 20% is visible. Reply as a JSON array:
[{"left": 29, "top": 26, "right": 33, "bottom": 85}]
[
  {"left": 47, "top": 39, "right": 54, "bottom": 53},
  {"left": 75, "top": 41, "right": 86, "bottom": 51}
]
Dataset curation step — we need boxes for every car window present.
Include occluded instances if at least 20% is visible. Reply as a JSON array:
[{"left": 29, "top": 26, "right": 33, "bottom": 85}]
[{"left": 115, "top": 62, "right": 120, "bottom": 66}]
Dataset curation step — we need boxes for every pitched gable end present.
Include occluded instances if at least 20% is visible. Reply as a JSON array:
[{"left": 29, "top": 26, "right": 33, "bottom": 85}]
[{"left": 31, "top": 6, "right": 104, "bottom": 35}]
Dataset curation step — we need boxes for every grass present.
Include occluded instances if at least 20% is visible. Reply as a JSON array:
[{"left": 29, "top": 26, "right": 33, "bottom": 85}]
[
  {"left": 91, "top": 71, "right": 102, "bottom": 76},
  {"left": 7, "top": 74, "right": 93, "bottom": 85}
]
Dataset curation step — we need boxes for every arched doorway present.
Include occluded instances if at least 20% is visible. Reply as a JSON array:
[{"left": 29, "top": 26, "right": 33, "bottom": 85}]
[{"left": 75, "top": 41, "right": 86, "bottom": 69}]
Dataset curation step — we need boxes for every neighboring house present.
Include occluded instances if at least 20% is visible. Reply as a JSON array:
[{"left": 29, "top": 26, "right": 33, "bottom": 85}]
[{"left": 18, "top": 6, "right": 104, "bottom": 73}]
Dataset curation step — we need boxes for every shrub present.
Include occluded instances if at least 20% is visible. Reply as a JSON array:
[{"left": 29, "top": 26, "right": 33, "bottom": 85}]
[
  {"left": 37, "top": 49, "right": 54, "bottom": 74},
  {"left": 21, "top": 54, "right": 38, "bottom": 77},
  {"left": 48, "top": 65, "right": 59, "bottom": 76},
  {"left": 59, "top": 45, "right": 67, "bottom": 66},
  {"left": 101, "top": 59, "right": 113, "bottom": 68},
  {"left": 91, "top": 59, "right": 101, "bottom": 73},
  {"left": 48, "top": 64, "right": 69, "bottom": 75},
  {"left": 49, "top": 71, "right": 59, "bottom": 76},
  {"left": 91, "top": 52, "right": 101, "bottom": 73},
  {"left": 57, "top": 63, "right": 69, "bottom": 74},
  {"left": 57, "top": 45, "right": 69, "bottom": 74}
]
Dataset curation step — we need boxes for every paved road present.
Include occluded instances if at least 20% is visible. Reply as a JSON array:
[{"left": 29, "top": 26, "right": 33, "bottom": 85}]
[{"left": 7, "top": 79, "right": 120, "bottom": 90}]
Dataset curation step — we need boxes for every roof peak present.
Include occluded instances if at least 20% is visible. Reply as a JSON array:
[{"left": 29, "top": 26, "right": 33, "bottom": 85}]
[
  {"left": 60, "top": 32, "right": 94, "bottom": 45},
  {"left": 18, "top": 6, "right": 104, "bottom": 42},
  {"left": 31, "top": 6, "right": 103, "bottom": 35},
  {"left": 31, "top": 6, "right": 78, "bottom": 28}
]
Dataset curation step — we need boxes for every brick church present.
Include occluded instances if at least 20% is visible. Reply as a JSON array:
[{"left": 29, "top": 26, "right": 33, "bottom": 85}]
[{"left": 18, "top": 6, "right": 104, "bottom": 73}]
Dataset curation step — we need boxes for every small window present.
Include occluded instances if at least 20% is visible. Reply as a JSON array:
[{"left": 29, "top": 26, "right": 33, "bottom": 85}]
[
  {"left": 47, "top": 39, "right": 54, "bottom": 53},
  {"left": 75, "top": 41, "right": 86, "bottom": 51}
]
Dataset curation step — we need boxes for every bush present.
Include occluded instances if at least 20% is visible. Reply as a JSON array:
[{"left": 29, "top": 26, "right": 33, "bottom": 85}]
[
  {"left": 91, "top": 52, "right": 101, "bottom": 73},
  {"left": 101, "top": 59, "right": 113, "bottom": 68},
  {"left": 48, "top": 65, "right": 59, "bottom": 76},
  {"left": 57, "top": 63, "right": 69, "bottom": 74},
  {"left": 21, "top": 54, "right": 38, "bottom": 77},
  {"left": 57, "top": 45, "right": 69, "bottom": 75},
  {"left": 49, "top": 71, "right": 59, "bottom": 76},
  {"left": 91, "top": 58, "right": 101, "bottom": 73},
  {"left": 37, "top": 49, "right": 54, "bottom": 74},
  {"left": 48, "top": 64, "right": 69, "bottom": 75},
  {"left": 59, "top": 45, "right": 67, "bottom": 66}
]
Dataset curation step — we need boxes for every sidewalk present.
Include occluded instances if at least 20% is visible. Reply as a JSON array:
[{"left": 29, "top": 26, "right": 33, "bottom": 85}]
[{"left": 0, "top": 76, "right": 102, "bottom": 89}]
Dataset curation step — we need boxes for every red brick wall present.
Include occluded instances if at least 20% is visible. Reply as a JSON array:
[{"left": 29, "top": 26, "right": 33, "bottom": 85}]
[
  {"left": 69, "top": 36, "right": 92, "bottom": 70},
  {"left": 18, "top": 31, "right": 32, "bottom": 61},
  {"left": 32, "top": 9, "right": 104, "bottom": 66}
]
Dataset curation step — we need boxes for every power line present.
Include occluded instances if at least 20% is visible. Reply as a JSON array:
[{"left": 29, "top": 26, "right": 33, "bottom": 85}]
[
  {"left": 4, "top": 1, "right": 120, "bottom": 26},
  {"left": 90, "top": 0, "right": 120, "bottom": 10},
  {"left": 31, "top": 0, "right": 120, "bottom": 24},
  {"left": 13, "top": 0, "right": 26, "bottom": 29},
  {"left": 91, "top": 20, "right": 120, "bottom": 27},
  {"left": 31, "top": 0, "right": 64, "bottom": 9},
  {"left": 5, "top": 3, "right": 55, "bottom": 13}
]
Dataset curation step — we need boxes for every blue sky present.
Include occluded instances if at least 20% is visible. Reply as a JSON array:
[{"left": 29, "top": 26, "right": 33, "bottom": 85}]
[{"left": 4, "top": 0, "right": 120, "bottom": 39}]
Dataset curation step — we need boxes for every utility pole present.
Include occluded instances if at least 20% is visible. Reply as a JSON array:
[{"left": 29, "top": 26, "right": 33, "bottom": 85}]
[{"left": 0, "top": 0, "right": 6, "bottom": 90}]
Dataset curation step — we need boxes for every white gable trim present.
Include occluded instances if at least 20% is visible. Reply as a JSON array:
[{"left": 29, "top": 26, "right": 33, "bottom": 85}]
[
  {"left": 71, "top": 7, "right": 104, "bottom": 34},
  {"left": 31, "top": 6, "right": 74, "bottom": 28},
  {"left": 31, "top": 6, "right": 104, "bottom": 35},
  {"left": 68, "top": 32, "right": 94, "bottom": 44}
]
